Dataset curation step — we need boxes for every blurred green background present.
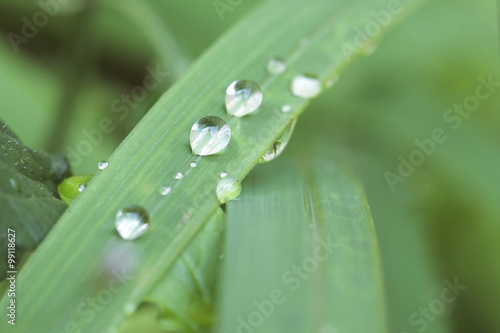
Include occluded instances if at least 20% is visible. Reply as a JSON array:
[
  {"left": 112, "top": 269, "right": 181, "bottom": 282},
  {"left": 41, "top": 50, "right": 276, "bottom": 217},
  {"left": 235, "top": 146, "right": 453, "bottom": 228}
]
[{"left": 0, "top": 0, "right": 498, "bottom": 332}]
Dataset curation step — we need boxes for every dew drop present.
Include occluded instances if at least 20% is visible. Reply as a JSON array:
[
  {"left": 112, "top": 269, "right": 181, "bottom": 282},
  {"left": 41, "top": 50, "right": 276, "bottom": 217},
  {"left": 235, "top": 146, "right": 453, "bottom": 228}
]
[
  {"left": 98, "top": 161, "right": 109, "bottom": 170},
  {"left": 319, "top": 324, "right": 338, "bottom": 333},
  {"left": 281, "top": 104, "right": 292, "bottom": 113},
  {"left": 216, "top": 175, "right": 241, "bottom": 204},
  {"left": 175, "top": 172, "right": 184, "bottom": 180},
  {"left": 123, "top": 303, "right": 136, "bottom": 316},
  {"left": 291, "top": 74, "right": 322, "bottom": 99},
  {"left": 159, "top": 186, "right": 171, "bottom": 196},
  {"left": 78, "top": 184, "right": 86, "bottom": 193},
  {"left": 363, "top": 42, "right": 378, "bottom": 56},
  {"left": 190, "top": 116, "right": 231, "bottom": 156},
  {"left": 190, "top": 162, "right": 197, "bottom": 168},
  {"left": 267, "top": 58, "right": 287, "bottom": 74},
  {"left": 115, "top": 205, "right": 150, "bottom": 240},
  {"left": 259, "top": 119, "right": 297, "bottom": 163},
  {"left": 225, "top": 80, "right": 263, "bottom": 117},
  {"left": 325, "top": 75, "right": 339, "bottom": 88},
  {"left": 300, "top": 38, "right": 311, "bottom": 46},
  {"left": 220, "top": 172, "right": 228, "bottom": 178},
  {"left": 9, "top": 178, "right": 19, "bottom": 192}
]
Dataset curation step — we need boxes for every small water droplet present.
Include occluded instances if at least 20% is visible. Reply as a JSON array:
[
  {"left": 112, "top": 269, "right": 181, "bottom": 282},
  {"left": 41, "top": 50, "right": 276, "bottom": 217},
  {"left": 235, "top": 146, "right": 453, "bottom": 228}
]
[
  {"left": 300, "top": 38, "right": 311, "bottom": 46},
  {"left": 225, "top": 80, "right": 263, "bottom": 117},
  {"left": 281, "top": 104, "right": 292, "bottom": 113},
  {"left": 363, "top": 42, "right": 378, "bottom": 56},
  {"left": 9, "top": 178, "right": 18, "bottom": 192},
  {"left": 123, "top": 303, "right": 136, "bottom": 316},
  {"left": 78, "top": 184, "right": 86, "bottom": 193},
  {"left": 175, "top": 172, "right": 184, "bottom": 180},
  {"left": 319, "top": 324, "right": 338, "bottom": 333},
  {"left": 291, "top": 74, "right": 322, "bottom": 99},
  {"left": 190, "top": 116, "right": 231, "bottom": 156},
  {"left": 325, "top": 75, "right": 339, "bottom": 88},
  {"left": 159, "top": 186, "right": 171, "bottom": 196},
  {"left": 98, "top": 161, "right": 109, "bottom": 170},
  {"left": 216, "top": 175, "right": 241, "bottom": 204},
  {"left": 267, "top": 58, "right": 286, "bottom": 74},
  {"left": 220, "top": 172, "right": 228, "bottom": 178},
  {"left": 190, "top": 162, "right": 197, "bottom": 168},
  {"left": 259, "top": 119, "right": 297, "bottom": 163},
  {"left": 115, "top": 205, "right": 150, "bottom": 240}
]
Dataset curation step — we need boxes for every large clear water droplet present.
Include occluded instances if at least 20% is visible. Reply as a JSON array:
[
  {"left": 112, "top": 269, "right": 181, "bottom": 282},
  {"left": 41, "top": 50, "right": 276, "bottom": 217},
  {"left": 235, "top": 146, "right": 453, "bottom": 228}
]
[
  {"left": 225, "top": 80, "right": 263, "bottom": 117},
  {"left": 267, "top": 58, "right": 286, "bottom": 74},
  {"left": 216, "top": 175, "right": 241, "bottom": 204},
  {"left": 259, "top": 119, "right": 297, "bottom": 163},
  {"left": 291, "top": 74, "right": 321, "bottom": 99},
  {"left": 115, "top": 206, "right": 150, "bottom": 240},
  {"left": 98, "top": 161, "right": 109, "bottom": 170},
  {"left": 190, "top": 116, "right": 231, "bottom": 156}
]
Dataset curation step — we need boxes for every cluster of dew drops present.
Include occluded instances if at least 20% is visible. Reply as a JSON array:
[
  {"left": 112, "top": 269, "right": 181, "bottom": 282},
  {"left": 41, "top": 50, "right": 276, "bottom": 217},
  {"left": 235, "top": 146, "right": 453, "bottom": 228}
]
[{"left": 93, "top": 56, "right": 328, "bottom": 241}]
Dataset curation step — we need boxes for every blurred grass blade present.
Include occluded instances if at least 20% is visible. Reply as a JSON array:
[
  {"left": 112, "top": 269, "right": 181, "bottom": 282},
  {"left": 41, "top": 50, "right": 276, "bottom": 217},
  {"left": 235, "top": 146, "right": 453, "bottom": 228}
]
[
  {"left": 218, "top": 156, "right": 387, "bottom": 333},
  {"left": 0, "top": 0, "right": 422, "bottom": 332},
  {"left": 99, "top": 0, "right": 192, "bottom": 81}
]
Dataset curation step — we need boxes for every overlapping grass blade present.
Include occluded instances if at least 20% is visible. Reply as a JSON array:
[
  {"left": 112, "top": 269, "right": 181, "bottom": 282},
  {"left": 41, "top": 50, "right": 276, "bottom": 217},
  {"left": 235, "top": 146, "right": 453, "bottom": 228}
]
[{"left": 218, "top": 155, "right": 387, "bottom": 333}]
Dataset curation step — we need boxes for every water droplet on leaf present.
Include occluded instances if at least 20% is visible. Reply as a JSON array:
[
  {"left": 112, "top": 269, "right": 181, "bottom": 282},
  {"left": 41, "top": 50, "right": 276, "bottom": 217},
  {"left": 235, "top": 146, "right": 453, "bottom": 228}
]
[
  {"left": 175, "top": 172, "right": 184, "bottom": 180},
  {"left": 190, "top": 116, "right": 231, "bottom": 156},
  {"left": 57, "top": 174, "right": 93, "bottom": 205},
  {"left": 281, "top": 104, "right": 292, "bottom": 113},
  {"left": 291, "top": 74, "right": 321, "bottom": 99},
  {"left": 225, "top": 80, "right": 263, "bottom": 117},
  {"left": 159, "top": 186, "right": 171, "bottom": 196},
  {"left": 259, "top": 119, "right": 297, "bottom": 163},
  {"left": 190, "top": 162, "right": 197, "bottom": 168},
  {"left": 267, "top": 58, "right": 286, "bottom": 74},
  {"left": 325, "top": 75, "right": 339, "bottom": 88},
  {"left": 216, "top": 175, "right": 241, "bottom": 204},
  {"left": 98, "top": 161, "right": 109, "bottom": 170},
  {"left": 115, "top": 205, "right": 150, "bottom": 240},
  {"left": 220, "top": 172, "right": 228, "bottom": 178}
]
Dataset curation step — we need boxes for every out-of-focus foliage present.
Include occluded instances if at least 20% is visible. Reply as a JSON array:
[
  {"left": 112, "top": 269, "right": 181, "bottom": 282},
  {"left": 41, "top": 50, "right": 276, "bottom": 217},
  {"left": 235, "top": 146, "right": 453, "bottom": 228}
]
[{"left": 0, "top": 0, "right": 498, "bottom": 332}]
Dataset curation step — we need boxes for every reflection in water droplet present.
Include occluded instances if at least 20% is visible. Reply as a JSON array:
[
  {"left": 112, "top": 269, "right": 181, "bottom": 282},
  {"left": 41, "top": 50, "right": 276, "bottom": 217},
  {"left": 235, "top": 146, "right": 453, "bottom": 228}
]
[
  {"left": 159, "top": 186, "right": 171, "bottom": 196},
  {"left": 216, "top": 175, "right": 241, "bottom": 204},
  {"left": 190, "top": 116, "right": 231, "bottom": 156},
  {"left": 190, "top": 162, "right": 197, "bottom": 168},
  {"left": 98, "top": 161, "right": 109, "bottom": 170},
  {"left": 175, "top": 172, "right": 184, "bottom": 180},
  {"left": 291, "top": 74, "right": 321, "bottom": 99},
  {"left": 220, "top": 172, "right": 228, "bottom": 178},
  {"left": 225, "top": 80, "right": 263, "bottom": 117},
  {"left": 259, "top": 119, "right": 297, "bottom": 163},
  {"left": 267, "top": 58, "right": 287, "bottom": 74},
  {"left": 281, "top": 104, "right": 292, "bottom": 113},
  {"left": 115, "top": 205, "right": 150, "bottom": 240},
  {"left": 78, "top": 184, "right": 86, "bottom": 193}
]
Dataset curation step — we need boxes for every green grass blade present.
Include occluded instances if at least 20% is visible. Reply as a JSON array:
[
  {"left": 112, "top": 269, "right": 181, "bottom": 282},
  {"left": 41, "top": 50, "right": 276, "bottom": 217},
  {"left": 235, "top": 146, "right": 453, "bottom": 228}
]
[
  {"left": 218, "top": 156, "right": 387, "bottom": 333},
  {"left": 0, "top": 0, "right": 422, "bottom": 331}
]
